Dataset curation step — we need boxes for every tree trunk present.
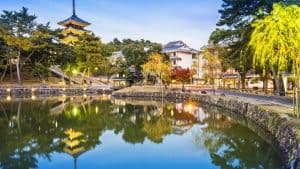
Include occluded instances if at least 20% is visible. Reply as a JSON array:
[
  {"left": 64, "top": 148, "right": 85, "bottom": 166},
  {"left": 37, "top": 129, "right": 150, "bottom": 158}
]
[
  {"left": 296, "top": 88, "right": 300, "bottom": 116},
  {"left": 16, "top": 53, "right": 21, "bottom": 85},
  {"left": 263, "top": 72, "right": 268, "bottom": 95},
  {"left": 20, "top": 50, "right": 35, "bottom": 70},
  {"left": 241, "top": 75, "right": 246, "bottom": 90},
  {"left": 81, "top": 69, "right": 87, "bottom": 85},
  {"left": 16, "top": 102, "right": 22, "bottom": 134},
  {"left": 273, "top": 70, "right": 285, "bottom": 96},
  {"left": 10, "top": 63, "right": 13, "bottom": 82},
  {"left": 296, "top": 74, "right": 300, "bottom": 116},
  {"left": 1, "top": 64, "right": 8, "bottom": 81}
]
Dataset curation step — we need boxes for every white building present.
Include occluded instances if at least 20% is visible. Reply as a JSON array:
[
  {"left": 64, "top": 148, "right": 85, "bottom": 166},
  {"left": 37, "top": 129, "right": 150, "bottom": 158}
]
[
  {"left": 110, "top": 51, "right": 125, "bottom": 64},
  {"left": 163, "top": 41, "right": 204, "bottom": 80}
]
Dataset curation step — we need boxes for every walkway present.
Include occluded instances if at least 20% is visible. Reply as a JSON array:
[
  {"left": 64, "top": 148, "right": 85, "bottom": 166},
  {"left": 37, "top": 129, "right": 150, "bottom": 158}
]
[{"left": 214, "top": 90, "right": 293, "bottom": 107}]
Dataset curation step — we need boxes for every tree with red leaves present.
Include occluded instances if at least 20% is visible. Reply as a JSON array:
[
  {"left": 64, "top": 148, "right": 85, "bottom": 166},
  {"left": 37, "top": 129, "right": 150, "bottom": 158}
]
[{"left": 171, "top": 68, "right": 195, "bottom": 91}]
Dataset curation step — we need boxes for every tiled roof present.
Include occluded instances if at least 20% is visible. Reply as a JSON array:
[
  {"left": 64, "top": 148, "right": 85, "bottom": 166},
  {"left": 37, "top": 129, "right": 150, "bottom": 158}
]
[
  {"left": 163, "top": 41, "right": 199, "bottom": 53},
  {"left": 58, "top": 14, "right": 90, "bottom": 26}
]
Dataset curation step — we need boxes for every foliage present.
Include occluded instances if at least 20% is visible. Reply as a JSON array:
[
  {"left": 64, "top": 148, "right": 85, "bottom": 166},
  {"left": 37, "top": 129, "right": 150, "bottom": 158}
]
[
  {"left": 143, "top": 117, "right": 172, "bottom": 143},
  {"left": 0, "top": 97, "right": 285, "bottom": 169},
  {"left": 73, "top": 33, "right": 104, "bottom": 77},
  {"left": 141, "top": 53, "right": 172, "bottom": 84},
  {"left": 249, "top": 3, "right": 300, "bottom": 113},
  {"left": 118, "top": 39, "right": 162, "bottom": 72},
  {"left": 249, "top": 4, "right": 300, "bottom": 75},
  {"left": 0, "top": 7, "right": 74, "bottom": 83},
  {"left": 0, "top": 7, "right": 164, "bottom": 84},
  {"left": 171, "top": 68, "right": 195, "bottom": 90},
  {"left": 203, "top": 47, "right": 221, "bottom": 85},
  {"left": 171, "top": 68, "right": 195, "bottom": 83},
  {"left": 0, "top": 7, "right": 51, "bottom": 83},
  {"left": 210, "top": 0, "right": 300, "bottom": 90}
]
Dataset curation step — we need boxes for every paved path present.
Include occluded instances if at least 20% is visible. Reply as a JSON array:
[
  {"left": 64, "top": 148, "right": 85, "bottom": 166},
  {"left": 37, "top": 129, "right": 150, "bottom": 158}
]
[{"left": 213, "top": 90, "right": 293, "bottom": 107}]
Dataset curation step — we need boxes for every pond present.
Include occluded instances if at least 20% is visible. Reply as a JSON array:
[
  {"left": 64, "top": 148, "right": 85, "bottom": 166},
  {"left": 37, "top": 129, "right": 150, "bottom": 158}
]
[{"left": 0, "top": 95, "right": 286, "bottom": 169}]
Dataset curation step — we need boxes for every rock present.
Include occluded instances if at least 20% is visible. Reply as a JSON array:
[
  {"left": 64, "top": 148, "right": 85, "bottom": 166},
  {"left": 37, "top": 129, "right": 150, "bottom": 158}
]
[{"left": 201, "top": 91, "right": 207, "bottom": 94}]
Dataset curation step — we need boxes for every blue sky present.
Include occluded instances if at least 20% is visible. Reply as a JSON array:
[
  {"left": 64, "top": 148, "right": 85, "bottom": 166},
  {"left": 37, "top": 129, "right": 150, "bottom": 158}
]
[{"left": 0, "top": 0, "right": 222, "bottom": 49}]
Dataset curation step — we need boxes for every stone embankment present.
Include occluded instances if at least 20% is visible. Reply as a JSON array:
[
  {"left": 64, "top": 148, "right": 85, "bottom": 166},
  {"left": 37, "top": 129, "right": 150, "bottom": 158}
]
[
  {"left": 0, "top": 85, "right": 112, "bottom": 99},
  {"left": 112, "top": 88, "right": 300, "bottom": 169}
]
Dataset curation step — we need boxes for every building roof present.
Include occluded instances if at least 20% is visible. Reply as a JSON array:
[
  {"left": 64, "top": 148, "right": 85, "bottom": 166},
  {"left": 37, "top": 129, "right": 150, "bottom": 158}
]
[
  {"left": 62, "top": 26, "right": 86, "bottom": 35},
  {"left": 162, "top": 41, "right": 199, "bottom": 54},
  {"left": 58, "top": 14, "right": 91, "bottom": 27}
]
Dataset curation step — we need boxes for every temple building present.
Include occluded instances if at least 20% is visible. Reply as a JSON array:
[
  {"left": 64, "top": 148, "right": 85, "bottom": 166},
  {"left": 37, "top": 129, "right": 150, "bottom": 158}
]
[{"left": 58, "top": 0, "right": 91, "bottom": 44}]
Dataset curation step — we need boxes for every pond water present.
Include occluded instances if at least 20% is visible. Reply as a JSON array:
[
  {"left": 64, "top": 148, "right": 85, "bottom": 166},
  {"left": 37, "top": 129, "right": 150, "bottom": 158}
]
[{"left": 0, "top": 96, "right": 286, "bottom": 169}]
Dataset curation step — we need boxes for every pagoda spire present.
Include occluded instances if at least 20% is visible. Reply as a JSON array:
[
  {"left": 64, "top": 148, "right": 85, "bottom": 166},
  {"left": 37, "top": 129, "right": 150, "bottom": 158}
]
[
  {"left": 58, "top": 0, "right": 91, "bottom": 44},
  {"left": 72, "top": 0, "right": 76, "bottom": 15}
]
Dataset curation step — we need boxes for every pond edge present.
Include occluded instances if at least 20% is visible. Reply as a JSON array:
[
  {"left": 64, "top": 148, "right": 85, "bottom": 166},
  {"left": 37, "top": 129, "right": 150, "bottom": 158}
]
[{"left": 112, "top": 90, "right": 300, "bottom": 169}]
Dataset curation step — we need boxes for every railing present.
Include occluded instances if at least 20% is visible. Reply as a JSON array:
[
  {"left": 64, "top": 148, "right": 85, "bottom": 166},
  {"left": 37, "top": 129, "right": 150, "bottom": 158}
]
[{"left": 49, "top": 66, "right": 108, "bottom": 86}]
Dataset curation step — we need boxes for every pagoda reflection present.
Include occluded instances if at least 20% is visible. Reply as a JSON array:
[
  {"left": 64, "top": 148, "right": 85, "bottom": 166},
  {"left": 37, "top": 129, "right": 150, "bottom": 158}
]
[
  {"left": 62, "top": 129, "right": 87, "bottom": 169},
  {"left": 0, "top": 98, "right": 284, "bottom": 169}
]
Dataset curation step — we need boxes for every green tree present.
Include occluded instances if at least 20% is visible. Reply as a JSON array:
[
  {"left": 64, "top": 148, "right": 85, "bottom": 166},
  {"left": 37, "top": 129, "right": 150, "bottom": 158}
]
[
  {"left": 210, "top": 0, "right": 300, "bottom": 91},
  {"left": 203, "top": 48, "right": 221, "bottom": 94},
  {"left": 249, "top": 4, "right": 300, "bottom": 114},
  {"left": 121, "top": 39, "right": 162, "bottom": 72},
  {"left": 142, "top": 53, "right": 172, "bottom": 86},
  {"left": 73, "top": 33, "right": 104, "bottom": 83},
  {"left": 0, "top": 7, "right": 49, "bottom": 84}
]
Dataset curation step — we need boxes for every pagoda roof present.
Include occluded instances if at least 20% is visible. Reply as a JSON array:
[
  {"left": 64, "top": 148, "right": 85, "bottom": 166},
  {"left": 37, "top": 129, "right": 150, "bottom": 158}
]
[
  {"left": 58, "top": 14, "right": 90, "bottom": 27},
  {"left": 61, "top": 35, "right": 79, "bottom": 44},
  {"left": 62, "top": 27, "right": 86, "bottom": 35}
]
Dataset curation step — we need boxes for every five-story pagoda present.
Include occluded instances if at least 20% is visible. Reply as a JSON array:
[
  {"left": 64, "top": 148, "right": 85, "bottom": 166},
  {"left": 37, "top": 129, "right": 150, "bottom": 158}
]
[{"left": 58, "top": 0, "right": 90, "bottom": 44}]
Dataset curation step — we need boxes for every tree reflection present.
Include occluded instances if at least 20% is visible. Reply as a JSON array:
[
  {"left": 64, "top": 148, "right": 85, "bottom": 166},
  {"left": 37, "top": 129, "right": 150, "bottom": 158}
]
[
  {"left": 143, "top": 117, "right": 172, "bottom": 143},
  {"left": 0, "top": 98, "right": 285, "bottom": 169},
  {"left": 192, "top": 108, "right": 285, "bottom": 169},
  {"left": 0, "top": 97, "right": 191, "bottom": 169}
]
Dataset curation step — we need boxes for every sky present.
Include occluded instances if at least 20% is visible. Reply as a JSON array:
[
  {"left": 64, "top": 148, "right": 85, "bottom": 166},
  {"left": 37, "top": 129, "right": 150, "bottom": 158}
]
[{"left": 0, "top": 0, "right": 223, "bottom": 49}]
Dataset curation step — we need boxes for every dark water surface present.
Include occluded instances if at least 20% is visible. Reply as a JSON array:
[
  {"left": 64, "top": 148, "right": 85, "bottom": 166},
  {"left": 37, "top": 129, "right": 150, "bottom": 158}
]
[{"left": 0, "top": 96, "right": 286, "bottom": 169}]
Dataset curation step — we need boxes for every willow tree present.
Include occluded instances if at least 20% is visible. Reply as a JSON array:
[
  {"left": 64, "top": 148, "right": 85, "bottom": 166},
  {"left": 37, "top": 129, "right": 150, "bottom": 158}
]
[
  {"left": 210, "top": 0, "right": 300, "bottom": 91},
  {"left": 141, "top": 53, "right": 172, "bottom": 86},
  {"left": 249, "top": 4, "right": 300, "bottom": 114}
]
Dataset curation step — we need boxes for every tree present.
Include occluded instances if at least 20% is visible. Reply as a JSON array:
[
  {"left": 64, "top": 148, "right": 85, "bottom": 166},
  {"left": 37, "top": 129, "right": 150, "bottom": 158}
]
[
  {"left": 0, "top": 7, "right": 49, "bottom": 84},
  {"left": 73, "top": 33, "right": 104, "bottom": 83},
  {"left": 171, "top": 68, "right": 195, "bottom": 91},
  {"left": 249, "top": 3, "right": 300, "bottom": 114},
  {"left": 121, "top": 39, "right": 162, "bottom": 72},
  {"left": 210, "top": 0, "right": 300, "bottom": 91},
  {"left": 203, "top": 47, "right": 221, "bottom": 94},
  {"left": 141, "top": 53, "right": 172, "bottom": 86}
]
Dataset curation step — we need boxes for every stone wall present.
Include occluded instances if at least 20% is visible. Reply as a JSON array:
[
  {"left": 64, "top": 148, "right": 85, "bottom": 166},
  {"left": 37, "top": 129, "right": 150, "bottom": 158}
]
[
  {"left": 112, "top": 91, "right": 300, "bottom": 169},
  {"left": 0, "top": 86, "right": 112, "bottom": 99}
]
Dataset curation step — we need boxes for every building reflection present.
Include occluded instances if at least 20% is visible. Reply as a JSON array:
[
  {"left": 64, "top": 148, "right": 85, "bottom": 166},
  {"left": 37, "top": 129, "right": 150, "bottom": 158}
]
[
  {"left": 63, "top": 129, "right": 87, "bottom": 169},
  {"left": 0, "top": 97, "right": 285, "bottom": 169}
]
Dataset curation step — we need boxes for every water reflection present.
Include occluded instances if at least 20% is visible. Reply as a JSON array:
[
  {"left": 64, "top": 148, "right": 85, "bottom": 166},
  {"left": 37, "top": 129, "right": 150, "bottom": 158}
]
[{"left": 0, "top": 96, "right": 285, "bottom": 169}]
